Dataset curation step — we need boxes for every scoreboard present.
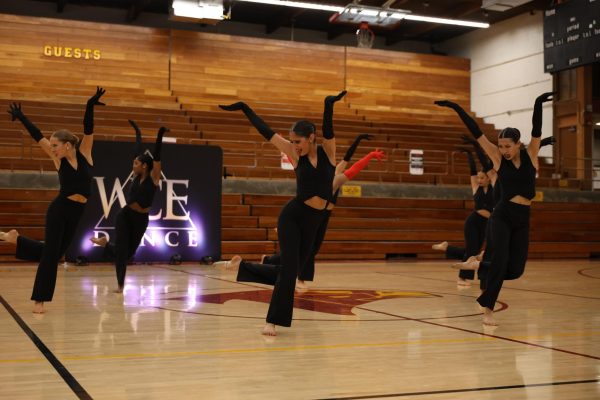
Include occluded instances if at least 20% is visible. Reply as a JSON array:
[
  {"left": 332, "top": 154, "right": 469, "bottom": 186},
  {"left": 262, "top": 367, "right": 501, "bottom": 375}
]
[{"left": 543, "top": 0, "right": 600, "bottom": 73}]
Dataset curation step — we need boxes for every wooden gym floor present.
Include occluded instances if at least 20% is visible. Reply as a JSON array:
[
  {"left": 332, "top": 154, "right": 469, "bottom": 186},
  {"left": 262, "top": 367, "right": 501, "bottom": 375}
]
[{"left": 1, "top": 259, "right": 599, "bottom": 399}]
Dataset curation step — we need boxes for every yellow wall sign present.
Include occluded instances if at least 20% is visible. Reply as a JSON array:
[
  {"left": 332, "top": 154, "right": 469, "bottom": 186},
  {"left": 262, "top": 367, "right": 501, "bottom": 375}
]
[
  {"left": 341, "top": 185, "right": 362, "bottom": 197},
  {"left": 43, "top": 45, "right": 101, "bottom": 60}
]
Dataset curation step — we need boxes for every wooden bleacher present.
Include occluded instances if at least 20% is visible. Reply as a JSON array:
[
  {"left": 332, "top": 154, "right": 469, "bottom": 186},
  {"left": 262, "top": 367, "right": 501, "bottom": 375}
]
[
  {"left": 0, "top": 13, "right": 593, "bottom": 262},
  {"left": 1, "top": 189, "right": 599, "bottom": 262}
]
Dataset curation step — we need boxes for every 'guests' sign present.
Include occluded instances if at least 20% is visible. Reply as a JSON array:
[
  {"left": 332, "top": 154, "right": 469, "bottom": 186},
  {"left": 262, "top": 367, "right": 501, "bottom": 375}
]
[{"left": 43, "top": 45, "right": 101, "bottom": 60}]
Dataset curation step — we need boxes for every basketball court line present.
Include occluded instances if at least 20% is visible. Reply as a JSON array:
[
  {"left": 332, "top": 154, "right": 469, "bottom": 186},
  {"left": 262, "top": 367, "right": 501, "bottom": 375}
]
[
  {"left": 315, "top": 378, "right": 600, "bottom": 400},
  {"left": 0, "top": 294, "right": 92, "bottom": 400}
]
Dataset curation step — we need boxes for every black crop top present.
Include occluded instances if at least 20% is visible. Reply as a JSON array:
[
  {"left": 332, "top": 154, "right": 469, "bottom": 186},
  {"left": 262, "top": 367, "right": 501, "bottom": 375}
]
[
  {"left": 473, "top": 184, "right": 494, "bottom": 213},
  {"left": 295, "top": 145, "right": 335, "bottom": 202},
  {"left": 126, "top": 175, "right": 158, "bottom": 209},
  {"left": 497, "top": 149, "right": 536, "bottom": 201},
  {"left": 58, "top": 150, "right": 93, "bottom": 199}
]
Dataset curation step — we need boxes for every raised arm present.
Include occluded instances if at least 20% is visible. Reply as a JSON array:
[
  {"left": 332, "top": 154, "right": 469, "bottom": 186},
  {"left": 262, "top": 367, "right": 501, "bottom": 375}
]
[
  {"left": 435, "top": 100, "right": 500, "bottom": 169},
  {"left": 462, "top": 134, "right": 492, "bottom": 172},
  {"left": 79, "top": 86, "right": 106, "bottom": 165},
  {"left": 150, "top": 126, "right": 167, "bottom": 185},
  {"left": 528, "top": 92, "right": 554, "bottom": 167},
  {"left": 219, "top": 101, "right": 297, "bottom": 165},
  {"left": 7, "top": 102, "right": 59, "bottom": 169},
  {"left": 321, "top": 90, "right": 346, "bottom": 164},
  {"left": 128, "top": 119, "right": 143, "bottom": 159},
  {"left": 332, "top": 149, "right": 385, "bottom": 191},
  {"left": 459, "top": 148, "right": 479, "bottom": 193}
]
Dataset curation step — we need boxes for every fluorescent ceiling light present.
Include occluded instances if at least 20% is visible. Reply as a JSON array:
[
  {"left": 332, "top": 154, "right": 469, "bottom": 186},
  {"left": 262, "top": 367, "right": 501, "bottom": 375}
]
[
  {"left": 403, "top": 14, "right": 489, "bottom": 28},
  {"left": 235, "top": 0, "right": 489, "bottom": 28}
]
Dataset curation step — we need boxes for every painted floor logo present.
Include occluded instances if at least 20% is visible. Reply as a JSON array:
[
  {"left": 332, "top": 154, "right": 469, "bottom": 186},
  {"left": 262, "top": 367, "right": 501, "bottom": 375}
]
[{"left": 166, "top": 289, "right": 440, "bottom": 316}]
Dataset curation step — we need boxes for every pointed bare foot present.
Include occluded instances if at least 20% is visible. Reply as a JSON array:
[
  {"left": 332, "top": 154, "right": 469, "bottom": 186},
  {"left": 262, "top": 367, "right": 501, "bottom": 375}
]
[
  {"left": 476, "top": 250, "right": 485, "bottom": 261},
  {"left": 482, "top": 307, "right": 498, "bottom": 326},
  {"left": 262, "top": 323, "right": 277, "bottom": 336},
  {"left": 214, "top": 255, "right": 242, "bottom": 270},
  {"left": 90, "top": 236, "right": 108, "bottom": 247},
  {"left": 432, "top": 241, "right": 448, "bottom": 251},
  {"left": 260, "top": 254, "right": 267, "bottom": 264},
  {"left": 0, "top": 229, "right": 19, "bottom": 244},
  {"left": 113, "top": 286, "right": 123, "bottom": 294},
  {"left": 451, "top": 256, "right": 479, "bottom": 270},
  {"left": 32, "top": 301, "right": 45, "bottom": 314},
  {"left": 295, "top": 280, "right": 309, "bottom": 293},
  {"left": 456, "top": 278, "right": 472, "bottom": 287}
]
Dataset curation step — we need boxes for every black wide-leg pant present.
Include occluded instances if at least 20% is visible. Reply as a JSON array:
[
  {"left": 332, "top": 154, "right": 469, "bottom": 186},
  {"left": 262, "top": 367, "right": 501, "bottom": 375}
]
[
  {"left": 263, "top": 209, "right": 332, "bottom": 282},
  {"left": 15, "top": 196, "right": 86, "bottom": 302},
  {"left": 102, "top": 207, "right": 149, "bottom": 288},
  {"left": 477, "top": 201, "right": 530, "bottom": 309},
  {"left": 457, "top": 211, "right": 488, "bottom": 280},
  {"left": 237, "top": 198, "right": 325, "bottom": 327}
]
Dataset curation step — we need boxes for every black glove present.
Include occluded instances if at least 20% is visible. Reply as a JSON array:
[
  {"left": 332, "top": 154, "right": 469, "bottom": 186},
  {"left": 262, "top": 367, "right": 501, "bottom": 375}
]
[
  {"left": 153, "top": 127, "right": 168, "bottom": 162},
  {"left": 462, "top": 134, "right": 491, "bottom": 172},
  {"left": 458, "top": 148, "right": 477, "bottom": 176},
  {"left": 344, "top": 133, "right": 374, "bottom": 162},
  {"left": 83, "top": 86, "right": 106, "bottom": 135},
  {"left": 540, "top": 136, "right": 555, "bottom": 147},
  {"left": 7, "top": 103, "right": 44, "bottom": 142},
  {"left": 531, "top": 92, "right": 554, "bottom": 138},
  {"left": 434, "top": 100, "right": 483, "bottom": 139},
  {"left": 219, "top": 102, "right": 275, "bottom": 141},
  {"left": 322, "top": 90, "right": 347, "bottom": 140},
  {"left": 129, "top": 119, "right": 143, "bottom": 157}
]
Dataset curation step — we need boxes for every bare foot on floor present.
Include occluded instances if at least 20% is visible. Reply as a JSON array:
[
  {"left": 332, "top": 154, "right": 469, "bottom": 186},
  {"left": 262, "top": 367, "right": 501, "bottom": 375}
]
[
  {"left": 432, "top": 241, "right": 448, "bottom": 251},
  {"left": 32, "top": 301, "right": 45, "bottom": 314},
  {"left": 451, "top": 256, "right": 479, "bottom": 271},
  {"left": 456, "top": 278, "right": 472, "bottom": 287},
  {"left": 482, "top": 307, "right": 498, "bottom": 326},
  {"left": 214, "top": 255, "right": 242, "bottom": 270},
  {"left": 113, "top": 286, "right": 124, "bottom": 294},
  {"left": 262, "top": 323, "right": 277, "bottom": 336},
  {"left": 295, "top": 280, "right": 309, "bottom": 293},
  {"left": 90, "top": 236, "right": 108, "bottom": 247},
  {"left": 0, "top": 229, "right": 19, "bottom": 244}
]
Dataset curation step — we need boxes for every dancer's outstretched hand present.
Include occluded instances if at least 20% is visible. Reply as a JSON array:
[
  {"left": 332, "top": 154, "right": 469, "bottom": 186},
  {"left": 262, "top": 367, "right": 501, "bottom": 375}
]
[
  {"left": 325, "top": 90, "right": 347, "bottom": 105},
  {"left": 219, "top": 102, "right": 248, "bottom": 111},
  {"left": 7, "top": 102, "right": 24, "bottom": 121},
  {"left": 88, "top": 86, "right": 106, "bottom": 106},
  {"left": 535, "top": 92, "right": 555, "bottom": 104},
  {"left": 434, "top": 100, "right": 457, "bottom": 108},
  {"left": 357, "top": 133, "right": 374, "bottom": 141},
  {"left": 128, "top": 119, "right": 141, "bottom": 134},
  {"left": 157, "top": 126, "right": 169, "bottom": 138},
  {"left": 369, "top": 149, "right": 386, "bottom": 161},
  {"left": 540, "top": 136, "right": 556, "bottom": 147}
]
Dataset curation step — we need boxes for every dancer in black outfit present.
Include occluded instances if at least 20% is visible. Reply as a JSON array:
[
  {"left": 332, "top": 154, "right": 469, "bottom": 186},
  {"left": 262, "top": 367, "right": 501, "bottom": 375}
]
[
  {"left": 0, "top": 87, "right": 105, "bottom": 313},
  {"left": 262, "top": 133, "right": 375, "bottom": 289},
  {"left": 90, "top": 121, "right": 167, "bottom": 293},
  {"left": 433, "top": 143, "right": 493, "bottom": 286},
  {"left": 219, "top": 92, "right": 345, "bottom": 336},
  {"left": 435, "top": 136, "right": 554, "bottom": 291},
  {"left": 436, "top": 91, "right": 554, "bottom": 325}
]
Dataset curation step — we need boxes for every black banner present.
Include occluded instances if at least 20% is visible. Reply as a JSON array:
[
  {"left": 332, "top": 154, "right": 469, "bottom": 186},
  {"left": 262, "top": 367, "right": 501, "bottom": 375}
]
[
  {"left": 66, "top": 141, "right": 222, "bottom": 263},
  {"left": 543, "top": 0, "right": 600, "bottom": 73}
]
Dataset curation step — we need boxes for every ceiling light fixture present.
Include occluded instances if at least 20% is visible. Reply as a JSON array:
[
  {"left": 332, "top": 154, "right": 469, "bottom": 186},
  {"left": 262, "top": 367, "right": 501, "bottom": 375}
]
[{"left": 235, "top": 0, "right": 490, "bottom": 28}]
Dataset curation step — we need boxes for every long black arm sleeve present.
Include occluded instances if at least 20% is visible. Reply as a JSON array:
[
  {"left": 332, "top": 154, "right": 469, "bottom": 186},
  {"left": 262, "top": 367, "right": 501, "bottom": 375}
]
[{"left": 219, "top": 102, "right": 275, "bottom": 141}]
